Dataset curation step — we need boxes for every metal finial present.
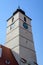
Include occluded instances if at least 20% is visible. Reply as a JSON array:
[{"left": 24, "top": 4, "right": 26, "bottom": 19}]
[{"left": 18, "top": 6, "right": 20, "bottom": 9}]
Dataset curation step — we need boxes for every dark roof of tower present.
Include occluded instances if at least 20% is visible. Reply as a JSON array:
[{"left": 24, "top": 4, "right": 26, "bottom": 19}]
[
  {"left": 0, "top": 45, "right": 19, "bottom": 65},
  {"left": 13, "top": 8, "right": 25, "bottom": 15},
  {"left": 7, "top": 8, "right": 32, "bottom": 21}
]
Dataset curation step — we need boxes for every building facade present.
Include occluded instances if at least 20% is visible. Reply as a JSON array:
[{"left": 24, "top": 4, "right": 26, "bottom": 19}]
[{"left": 5, "top": 8, "right": 37, "bottom": 65}]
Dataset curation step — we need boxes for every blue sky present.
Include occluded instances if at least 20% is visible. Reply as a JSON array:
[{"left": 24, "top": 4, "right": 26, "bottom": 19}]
[{"left": 0, "top": 0, "right": 43, "bottom": 65}]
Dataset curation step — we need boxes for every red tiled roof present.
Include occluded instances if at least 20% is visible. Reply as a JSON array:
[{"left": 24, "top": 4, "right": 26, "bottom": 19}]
[{"left": 0, "top": 45, "right": 19, "bottom": 65}]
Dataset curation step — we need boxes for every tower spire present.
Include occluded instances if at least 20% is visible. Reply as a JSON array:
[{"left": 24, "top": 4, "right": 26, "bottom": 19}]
[{"left": 18, "top": 6, "right": 20, "bottom": 9}]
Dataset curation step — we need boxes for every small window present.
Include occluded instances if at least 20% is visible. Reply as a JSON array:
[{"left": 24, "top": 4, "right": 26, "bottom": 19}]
[
  {"left": 20, "top": 58, "right": 27, "bottom": 63},
  {"left": 5, "top": 59, "right": 10, "bottom": 64},
  {"left": 24, "top": 17, "right": 26, "bottom": 22},
  {"left": 12, "top": 17, "right": 14, "bottom": 22}
]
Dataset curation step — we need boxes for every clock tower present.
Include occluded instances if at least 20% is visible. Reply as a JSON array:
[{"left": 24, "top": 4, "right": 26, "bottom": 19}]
[{"left": 5, "top": 8, "right": 37, "bottom": 65}]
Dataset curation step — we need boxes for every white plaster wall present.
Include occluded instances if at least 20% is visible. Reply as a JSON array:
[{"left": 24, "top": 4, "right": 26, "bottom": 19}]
[
  {"left": 19, "top": 46, "right": 37, "bottom": 62},
  {"left": 19, "top": 12, "right": 24, "bottom": 21},
  {"left": 14, "top": 12, "right": 19, "bottom": 21},
  {"left": 19, "top": 27, "right": 33, "bottom": 41},
  {"left": 26, "top": 17, "right": 31, "bottom": 25},
  {"left": 19, "top": 36, "right": 35, "bottom": 51},
  {"left": 7, "top": 12, "right": 19, "bottom": 27},
  {"left": 7, "top": 20, "right": 19, "bottom": 34},
  {"left": 6, "top": 27, "right": 19, "bottom": 42},
  {"left": 12, "top": 46, "right": 19, "bottom": 54},
  {"left": 19, "top": 12, "right": 31, "bottom": 25},
  {"left": 11, "top": 46, "right": 20, "bottom": 65},
  {"left": 5, "top": 36, "right": 19, "bottom": 49}
]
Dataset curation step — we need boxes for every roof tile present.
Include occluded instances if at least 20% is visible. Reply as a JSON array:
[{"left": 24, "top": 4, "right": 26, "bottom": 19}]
[{"left": 0, "top": 45, "right": 19, "bottom": 65}]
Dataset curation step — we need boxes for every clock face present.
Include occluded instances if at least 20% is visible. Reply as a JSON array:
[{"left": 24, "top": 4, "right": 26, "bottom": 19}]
[{"left": 23, "top": 22, "right": 28, "bottom": 29}]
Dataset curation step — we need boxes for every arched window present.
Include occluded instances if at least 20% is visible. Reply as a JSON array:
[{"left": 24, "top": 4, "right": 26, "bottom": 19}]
[
  {"left": 12, "top": 17, "right": 14, "bottom": 22},
  {"left": 24, "top": 17, "right": 26, "bottom": 22}
]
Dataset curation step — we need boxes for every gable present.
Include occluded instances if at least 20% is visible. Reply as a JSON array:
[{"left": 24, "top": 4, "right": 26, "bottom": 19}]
[{"left": 0, "top": 45, "right": 19, "bottom": 65}]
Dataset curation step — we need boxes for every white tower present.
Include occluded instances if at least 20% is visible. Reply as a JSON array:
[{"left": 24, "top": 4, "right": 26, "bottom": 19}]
[{"left": 5, "top": 8, "right": 37, "bottom": 65}]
